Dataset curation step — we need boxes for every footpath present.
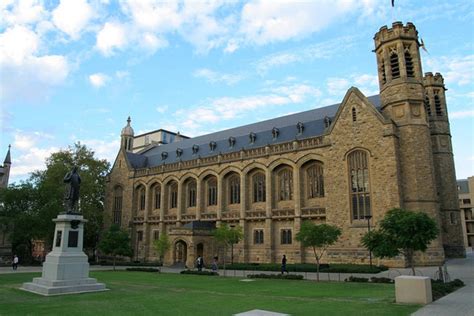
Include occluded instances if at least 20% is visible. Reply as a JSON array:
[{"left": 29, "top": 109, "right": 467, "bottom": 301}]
[{"left": 1, "top": 253, "right": 472, "bottom": 315}]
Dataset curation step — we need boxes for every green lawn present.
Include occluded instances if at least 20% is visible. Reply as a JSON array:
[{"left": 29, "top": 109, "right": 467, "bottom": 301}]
[{"left": 0, "top": 271, "right": 421, "bottom": 316}]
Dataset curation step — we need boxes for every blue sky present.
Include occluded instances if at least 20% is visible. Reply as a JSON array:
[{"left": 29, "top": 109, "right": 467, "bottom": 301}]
[{"left": 1, "top": 0, "right": 473, "bottom": 184}]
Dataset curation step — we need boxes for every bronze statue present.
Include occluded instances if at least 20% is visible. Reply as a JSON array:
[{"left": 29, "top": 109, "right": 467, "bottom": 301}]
[{"left": 64, "top": 166, "right": 81, "bottom": 214}]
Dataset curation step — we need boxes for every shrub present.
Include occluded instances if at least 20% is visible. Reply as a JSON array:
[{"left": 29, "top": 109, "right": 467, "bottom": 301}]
[
  {"left": 370, "top": 277, "right": 393, "bottom": 284},
  {"left": 218, "top": 263, "right": 386, "bottom": 273},
  {"left": 125, "top": 268, "right": 160, "bottom": 273},
  {"left": 99, "top": 260, "right": 162, "bottom": 267},
  {"left": 431, "top": 279, "right": 465, "bottom": 301},
  {"left": 247, "top": 274, "right": 304, "bottom": 280},
  {"left": 345, "top": 276, "right": 369, "bottom": 283},
  {"left": 180, "top": 270, "right": 219, "bottom": 276}
]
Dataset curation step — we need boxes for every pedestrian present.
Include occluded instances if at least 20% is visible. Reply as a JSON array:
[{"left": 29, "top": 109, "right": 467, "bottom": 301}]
[
  {"left": 281, "top": 254, "right": 288, "bottom": 274},
  {"left": 12, "top": 255, "right": 19, "bottom": 271},
  {"left": 211, "top": 256, "right": 218, "bottom": 273},
  {"left": 196, "top": 255, "right": 203, "bottom": 272}
]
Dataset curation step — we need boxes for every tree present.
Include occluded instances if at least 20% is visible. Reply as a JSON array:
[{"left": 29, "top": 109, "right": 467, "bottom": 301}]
[
  {"left": 213, "top": 223, "right": 243, "bottom": 275},
  {"left": 152, "top": 232, "right": 170, "bottom": 264},
  {"left": 296, "top": 221, "right": 341, "bottom": 281},
  {"left": 98, "top": 224, "right": 133, "bottom": 270},
  {"left": 361, "top": 208, "right": 439, "bottom": 275}
]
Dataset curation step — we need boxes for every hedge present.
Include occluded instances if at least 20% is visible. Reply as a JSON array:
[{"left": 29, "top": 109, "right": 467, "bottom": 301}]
[
  {"left": 217, "top": 263, "right": 387, "bottom": 274},
  {"left": 125, "top": 267, "right": 160, "bottom": 273},
  {"left": 99, "top": 261, "right": 162, "bottom": 267},
  {"left": 180, "top": 270, "right": 219, "bottom": 276},
  {"left": 431, "top": 279, "right": 465, "bottom": 301},
  {"left": 247, "top": 274, "right": 304, "bottom": 280}
]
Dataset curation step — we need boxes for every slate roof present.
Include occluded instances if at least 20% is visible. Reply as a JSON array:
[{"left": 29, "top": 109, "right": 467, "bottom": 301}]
[{"left": 126, "top": 95, "right": 381, "bottom": 169}]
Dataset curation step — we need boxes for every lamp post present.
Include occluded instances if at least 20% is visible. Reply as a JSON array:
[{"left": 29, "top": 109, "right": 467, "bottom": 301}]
[{"left": 364, "top": 214, "right": 373, "bottom": 269}]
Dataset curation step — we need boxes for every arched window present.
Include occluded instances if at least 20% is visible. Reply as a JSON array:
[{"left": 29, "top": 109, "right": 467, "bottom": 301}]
[
  {"left": 169, "top": 182, "right": 178, "bottom": 209},
  {"left": 348, "top": 150, "right": 371, "bottom": 220},
  {"left": 352, "top": 108, "right": 357, "bottom": 122},
  {"left": 229, "top": 175, "right": 240, "bottom": 204},
  {"left": 153, "top": 185, "right": 161, "bottom": 209},
  {"left": 253, "top": 172, "right": 266, "bottom": 203},
  {"left": 380, "top": 58, "right": 387, "bottom": 84},
  {"left": 404, "top": 46, "right": 414, "bottom": 77},
  {"left": 113, "top": 186, "right": 123, "bottom": 225},
  {"left": 278, "top": 168, "right": 293, "bottom": 201},
  {"left": 306, "top": 163, "right": 324, "bottom": 198},
  {"left": 424, "top": 95, "right": 432, "bottom": 117},
  {"left": 138, "top": 186, "right": 146, "bottom": 211},
  {"left": 187, "top": 180, "right": 197, "bottom": 207},
  {"left": 434, "top": 91, "right": 443, "bottom": 116},
  {"left": 390, "top": 50, "right": 400, "bottom": 79},
  {"left": 207, "top": 178, "right": 218, "bottom": 206}
]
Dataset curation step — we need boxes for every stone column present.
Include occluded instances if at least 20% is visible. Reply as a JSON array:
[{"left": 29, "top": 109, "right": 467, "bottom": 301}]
[
  {"left": 176, "top": 180, "right": 183, "bottom": 226},
  {"left": 196, "top": 180, "right": 202, "bottom": 220},
  {"left": 293, "top": 168, "right": 303, "bottom": 262},
  {"left": 293, "top": 167, "right": 301, "bottom": 216},
  {"left": 159, "top": 185, "right": 165, "bottom": 222},
  {"left": 240, "top": 173, "right": 247, "bottom": 219},
  {"left": 217, "top": 175, "right": 224, "bottom": 220},
  {"left": 265, "top": 168, "right": 274, "bottom": 263},
  {"left": 143, "top": 185, "right": 150, "bottom": 261}
]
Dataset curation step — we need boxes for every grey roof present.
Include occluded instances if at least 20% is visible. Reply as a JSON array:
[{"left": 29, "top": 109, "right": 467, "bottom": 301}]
[
  {"left": 126, "top": 95, "right": 381, "bottom": 169},
  {"left": 457, "top": 179, "right": 470, "bottom": 194},
  {"left": 182, "top": 221, "right": 217, "bottom": 230}
]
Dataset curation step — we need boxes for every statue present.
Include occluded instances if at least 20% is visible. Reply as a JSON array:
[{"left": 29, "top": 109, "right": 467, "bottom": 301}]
[{"left": 64, "top": 166, "right": 81, "bottom": 214}]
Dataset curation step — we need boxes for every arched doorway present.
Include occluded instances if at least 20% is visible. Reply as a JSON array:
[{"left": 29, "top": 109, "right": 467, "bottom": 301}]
[
  {"left": 174, "top": 240, "right": 187, "bottom": 264},
  {"left": 196, "top": 243, "right": 204, "bottom": 258}
]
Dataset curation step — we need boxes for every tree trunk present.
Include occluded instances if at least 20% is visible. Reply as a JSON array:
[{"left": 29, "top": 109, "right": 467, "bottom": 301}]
[
  {"left": 223, "top": 245, "right": 227, "bottom": 277},
  {"left": 406, "top": 249, "right": 415, "bottom": 275},
  {"left": 113, "top": 255, "right": 116, "bottom": 271},
  {"left": 231, "top": 243, "right": 234, "bottom": 264},
  {"left": 313, "top": 247, "right": 320, "bottom": 282}
]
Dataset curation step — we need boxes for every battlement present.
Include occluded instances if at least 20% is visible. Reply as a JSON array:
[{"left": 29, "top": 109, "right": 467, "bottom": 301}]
[
  {"left": 374, "top": 21, "right": 418, "bottom": 51},
  {"left": 423, "top": 72, "right": 445, "bottom": 87}
]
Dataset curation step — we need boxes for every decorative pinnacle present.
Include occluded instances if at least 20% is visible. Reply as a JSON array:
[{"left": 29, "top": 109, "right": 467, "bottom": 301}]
[{"left": 127, "top": 116, "right": 131, "bottom": 125}]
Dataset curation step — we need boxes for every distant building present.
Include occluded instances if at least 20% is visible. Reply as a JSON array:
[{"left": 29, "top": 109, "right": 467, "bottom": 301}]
[
  {"left": 458, "top": 177, "right": 474, "bottom": 252},
  {"left": 105, "top": 22, "right": 465, "bottom": 268},
  {"left": 0, "top": 145, "right": 12, "bottom": 263}
]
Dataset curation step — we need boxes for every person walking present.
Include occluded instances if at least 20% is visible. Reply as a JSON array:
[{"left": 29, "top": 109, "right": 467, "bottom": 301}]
[
  {"left": 12, "top": 255, "right": 19, "bottom": 271},
  {"left": 281, "top": 255, "right": 288, "bottom": 274},
  {"left": 196, "top": 256, "right": 203, "bottom": 272},
  {"left": 211, "top": 256, "right": 218, "bottom": 273}
]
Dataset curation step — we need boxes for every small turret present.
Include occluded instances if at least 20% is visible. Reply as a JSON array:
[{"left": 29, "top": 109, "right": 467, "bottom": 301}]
[
  {"left": 423, "top": 72, "right": 447, "bottom": 120},
  {"left": 0, "top": 145, "right": 11, "bottom": 188},
  {"left": 121, "top": 117, "right": 134, "bottom": 152}
]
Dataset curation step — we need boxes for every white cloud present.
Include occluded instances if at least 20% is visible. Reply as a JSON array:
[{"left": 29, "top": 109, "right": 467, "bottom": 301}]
[
  {"left": 326, "top": 74, "right": 379, "bottom": 97},
  {"left": 450, "top": 110, "right": 474, "bottom": 119},
  {"left": 0, "top": 25, "right": 39, "bottom": 64},
  {"left": 1, "top": 0, "right": 46, "bottom": 27},
  {"left": 96, "top": 22, "right": 127, "bottom": 56},
  {"left": 156, "top": 105, "right": 168, "bottom": 113},
  {"left": 81, "top": 138, "right": 120, "bottom": 164},
  {"left": 140, "top": 32, "right": 168, "bottom": 53},
  {"left": 193, "top": 68, "right": 243, "bottom": 85},
  {"left": 11, "top": 146, "right": 60, "bottom": 179},
  {"left": 425, "top": 55, "right": 474, "bottom": 86},
  {"left": 52, "top": 0, "right": 94, "bottom": 39},
  {"left": 115, "top": 70, "right": 129, "bottom": 79},
  {"left": 89, "top": 73, "right": 109, "bottom": 88}
]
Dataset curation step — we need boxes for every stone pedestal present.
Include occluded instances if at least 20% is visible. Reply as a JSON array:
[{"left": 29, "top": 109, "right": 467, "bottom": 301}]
[
  {"left": 21, "top": 214, "right": 107, "bottom": 296},
  {"left": 395, "top": 276, "right": 432, "bottom": 304}
]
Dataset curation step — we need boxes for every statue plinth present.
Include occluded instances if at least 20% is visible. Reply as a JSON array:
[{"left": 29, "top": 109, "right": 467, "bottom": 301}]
[{"left": 21, "top": 214, "right": 107, "bottom": 296}]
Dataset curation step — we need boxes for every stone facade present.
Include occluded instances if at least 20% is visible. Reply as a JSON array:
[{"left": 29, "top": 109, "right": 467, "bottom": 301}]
[
  {"left": 104, "top": 22, "right": 465, "bottom": 268},
  {"left": 0, "top": 145, "right": 12, "bottom": 264},
  {"left": 458, "top": 177, "right": 474, "bottom": 252}
]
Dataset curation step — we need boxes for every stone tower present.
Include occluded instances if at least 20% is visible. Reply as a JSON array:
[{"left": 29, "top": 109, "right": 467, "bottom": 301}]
[
  {"left": 121, "top": 117, "right": 134, "bottom": 152},
  {"left": 0, "top": 145, "right": 11, "bottom": 188},
  {"left": 424, "top": 72, "right": 465, "bottom": 257},
  {"left": 374, "top": 22, "right": 444, "bottom": 263}
]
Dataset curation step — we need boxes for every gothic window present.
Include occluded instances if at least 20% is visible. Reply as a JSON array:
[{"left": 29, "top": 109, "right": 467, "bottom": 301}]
[
  {"left": 207, "top": 178, "right": 218, "bottom": 206},
  {"left": 253, "top": 172, "right": 266, "bottom": 203},
  {"left": 249, "top": 132, "right": 256, "bottom": 144},
  {"left": 154, "top": 185, "right": 161, "bottom": 209},
  {"left": 324, "top": 116, "right": 332, "bottom": 128},
  {"left": 254, "top": 229, "right": 264, "bottom": 244},
  {"left": 348, "top": 150, "right": 371, "bottom": 220},
  {"left": 424, "top": 95, "right": 432, "bottom": 117},
  {"left": 278, "top": 168, "right": 293, "bottom": 201},
  {"left": 381, "top": 58, "right": 387, "bottom": 84},
  {"left": 161, "top": 152, "right": 168, "bottom": 160},
  {"left": 113, "top": 186, "right": 123, "bottom": 225},
  {"left": 187, "top": 180, "right": 197, "bottom": 207},
  {"left": 192, "top": 145, "right": 199, "bottom": 155},
  {"left": 153, "top": 230, "right": 160, "bottom": 240},
  {"left": 229, "top": 175, "right": 240, "bottom": 204},
  {"left": 434, "top": 91, "right": 443, "bottom": 116},
  {"left": 272, "top": 127, "right": 279, "bottom": 139},
  {"left": 170, "top": 182, "right": 178, "bottom": 209},
  {"left": 390, "top": 50, "right": 400, "bottom": 79},
  {"left": 209, "top": 141, "right": 217, "bottom": 151},
  {"left": 404, "top": 45, "right": 414, "bottom": 77},
  {"left": 139, "top": 187, "right": 146, "bottom": 211},
  {"left": 228, "top": 137, "right": 236, "bottom": 148},
  {"left": 352, "top": 108, "right": 357, "bottom": 122},
  {"left": 296, "top": 122, "right": 304, "bottom": 134},
  {"left": 306, "top": 163, "right": 324, "bottom": 198},
  {"left": 137, "top": 231, "right": 143, "bottom": 242},
  {"left": 281, "top": 229, "right": 292, "bottom": 245}
]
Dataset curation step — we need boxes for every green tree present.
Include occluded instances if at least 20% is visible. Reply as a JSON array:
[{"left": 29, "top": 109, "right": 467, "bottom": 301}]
[
  {"left": 361, "top": 208, "right": 439, "bottom": 275},
  {"left": 213, "top": 223, "right": 243, "bottom": 275},
  {"left": 30, "top": 143, "right": 110, "bottom": 255},
  {"left": 152, "top": 232, "right": 170, "bottom": 264},
  {"left": 98, "top": 224, "right": 133, "bottom": 270},
  {"left": 296, "top": 221, "right": 341, "bottom": 281}
]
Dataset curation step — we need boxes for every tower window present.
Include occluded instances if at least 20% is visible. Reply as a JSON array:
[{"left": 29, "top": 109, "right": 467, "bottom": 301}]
[
  {"left": 253, "top": 172, "right": 266, "bottom": 203},
  {"left": 434, "top": 92, "right": 443, "bottom": 116},
  {"left": 352, "top": 108, "right": 357, "bottom": 122},
  {"left": 424, "top": 95, "right": 432, "bottom": 117},
  {"left": 390, "top": 51, "right": 400, "bottom": 79},
  {"left": 381, "top": 59, "right": 387, "bottom": 84},
  {"left": 404, "top": 46, "right": 415, "bottom": 78}
]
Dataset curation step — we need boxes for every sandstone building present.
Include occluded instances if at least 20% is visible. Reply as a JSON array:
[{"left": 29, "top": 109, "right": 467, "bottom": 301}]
[
  {"left": 0, "top": 145, "right": 12, "bottom": 263},
  {"left": 457, "top": 177, "right": 474, "bottom": 252},
  {"left": 105, "top": 22, "right": 465, "bottom": 268}
]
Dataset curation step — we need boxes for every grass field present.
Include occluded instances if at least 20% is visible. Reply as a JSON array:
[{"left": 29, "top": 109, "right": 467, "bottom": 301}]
[{"left": 0, "top": 271, "right": 421, "bottom": 316}]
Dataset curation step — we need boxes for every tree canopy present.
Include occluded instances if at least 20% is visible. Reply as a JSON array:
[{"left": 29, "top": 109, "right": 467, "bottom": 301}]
[
  {"left": 152, "top": 232, "right": 171, "bottom": 264},
  {"left": 361, "top": 208, "right": 439, "bottom": 275},
  {"left": 213, "top": 223, "right": 243, "bottom": 274},
  {"left": 98, "top": 224, "right": 133, "bottom": 270}
]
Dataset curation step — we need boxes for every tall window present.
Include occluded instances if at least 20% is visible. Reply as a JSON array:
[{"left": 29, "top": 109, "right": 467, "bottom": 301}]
[
  {"left": 113, "top": 186, "right": 123, "bottom": 225},
  {"left": 208, "top": 178, "right": 217, "bottom": 206},
  {"left": 380, "top": 58, "right": 386, "bottom": 84},
  {"left": 154, "top": 185, "right": 161, "bottom": 209},
  {"left": 254, "top": 230, "right": 264, "bottom": 244},
  {"left": 278, "top": 168, "right": 293, "bottom": 201},
  {"left": 404, "top": 47, "right": 414, "bottom": 77},
  {"left": 434, "top": 92, "right": 443, "bottom": 116},
  {"left": 153, "top": 230, "right": 160, "bottom": 240},
  {"left": 424, "top": 95, "right": 432, "bottom": 117},
  {"left": 188, "top": 180, "right": 197, "bottom": 207},
  {"left": 281, "top": 229, "right": 292, "bottom": 245},
  {"left": 348, "top": 150, "right": 371, "bottom": 220},
  {"left": 138, "top": 187, "right": 146, "bottom": 211},
  {"left": 390, "top": 51, "right": 400, "bottom": 79},
  {"left": 170, "top": 182, "right": 178, "bottom": 209},
  {"left": 229, "top": 175, "right": 240, "bottom": 204},
  {"left": 307, "top": 163, "right": 324, "bottom": 198},
  {"left": 137, "top": 231, "right": 143, "bottom": 242},
  {"left": 253, "top": 172, "right": 266, "bottom": 202}
]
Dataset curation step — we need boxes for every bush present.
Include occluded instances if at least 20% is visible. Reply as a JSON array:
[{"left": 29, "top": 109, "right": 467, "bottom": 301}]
[
  {"left": 247, "top": 274, "right": 304, "bottom": 280},
  {"left": 218, "top": 263, "right": 386, "bottom": 274},
  {"left": 370, "top": 277, "right": 393, "bottom": 284},
  {"left": 99, "top": 260, "right": 162, "bottom": 267},
  {"left": 345, "top": 276, "right": 369, "bottom": 283},
  {"left": 431, "top": 279, "right": 465, "bottom": 301},
  {"left": 126, "top": 268, "right": 160, "bottom": 273},
  {"left": 180, "top": 270, "right": 219, "bottom": 276}
]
